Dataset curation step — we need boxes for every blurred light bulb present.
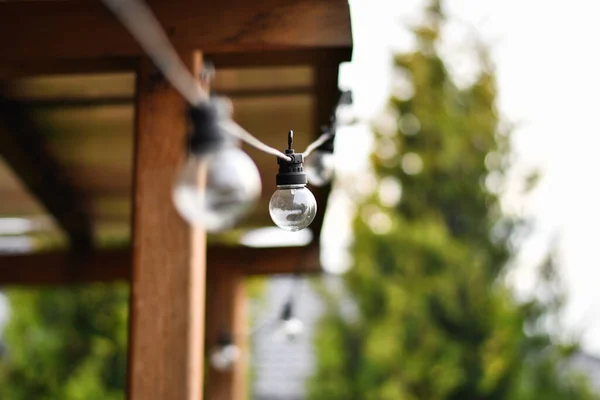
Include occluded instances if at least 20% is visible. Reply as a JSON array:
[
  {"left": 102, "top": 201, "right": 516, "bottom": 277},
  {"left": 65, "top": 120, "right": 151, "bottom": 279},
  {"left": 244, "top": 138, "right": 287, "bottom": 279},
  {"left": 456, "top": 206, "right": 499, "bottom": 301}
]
[
  {"left": 210, "top": 333, "right": 240, "bottom": 371},
  {"left": 305, "top": 149, "right": 335, "bottom": 187},
  {"left": 275, "top": 300, "right": 304, "bottom": 342},
  {"left": 269, "top": 130, "right": 317, "bottom": 231},
  {"left": 210, "top": 344, "right": 240, "bottom": 371},
  {"left": 275, "top": 317, "right": 305, "bottom": 342},
  {"left": 306, "top": 121, "right": 336, "bottom": 187},
  {"left": 335, "top": 90, "right": 355, "bottom": 125},
  {"left": 269, "top": 184, "right": 316, "bottom": 232},
  {"left": 173, "top": 100, "right": 261, "bottom": 232},
  {"left": 174, "top": 146, "right": 261, "bottom": 231}
]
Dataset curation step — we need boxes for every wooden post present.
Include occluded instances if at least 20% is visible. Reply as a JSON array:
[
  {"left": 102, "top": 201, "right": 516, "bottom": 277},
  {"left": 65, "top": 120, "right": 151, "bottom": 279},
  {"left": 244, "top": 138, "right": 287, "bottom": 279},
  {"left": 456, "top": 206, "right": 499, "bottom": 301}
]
[
  {"left": 128, "top": 54, "right": 206, "bottom": 400},
  {"left": 205, "top": 266, "right": 247, "bottom": 400}
]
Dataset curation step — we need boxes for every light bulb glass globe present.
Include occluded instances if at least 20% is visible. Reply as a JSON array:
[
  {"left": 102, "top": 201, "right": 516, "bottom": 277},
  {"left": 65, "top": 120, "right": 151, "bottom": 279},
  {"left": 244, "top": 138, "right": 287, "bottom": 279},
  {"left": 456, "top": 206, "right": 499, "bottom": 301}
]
[
  {"left": 269, "top": 184, "right": 317, "bottom": 231},
  {"left": 210, "top": 344, "right": 240, "bottom": 371},
  {"left": 173, "top": 146, "right": 261, "bottom": 232},
  {"left": 275, "top": 317, "right": 305, "bottom": 342},
  {"left": 305, "top": 150, "right": 335, "bottom": 187}
]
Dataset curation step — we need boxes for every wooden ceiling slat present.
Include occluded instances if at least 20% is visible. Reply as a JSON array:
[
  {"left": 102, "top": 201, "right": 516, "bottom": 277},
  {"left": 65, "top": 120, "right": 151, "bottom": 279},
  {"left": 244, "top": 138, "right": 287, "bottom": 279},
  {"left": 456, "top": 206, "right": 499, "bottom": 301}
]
[
  {"left": 0, "top": 158, "right": 49, "bottom": 216},
  {"left": 0, "top": 97, "right": 94, "bottom": 252},
  {"left": 0, "top": 0, "right": 352, "bottom": 62},
  {"left": 10, "top": 87, "right": 314, "bottom": 108},
  {"left": 7, "top": 73, "right": 135, "bottom": 100},
  {"left": 213, "top": 66, "right": 313, "bottom": 91},
  {"left": 8, "top": 96, "right": 133, "bottom": 109},
  {"left": 0, "top": 191, "right": 48, "bottom": 216},
  {"left": 0, "top": 57, "right": 136, "bottom": 80},
  {"left": 215, "top": 86, "right": 314, "bottom": 99}
]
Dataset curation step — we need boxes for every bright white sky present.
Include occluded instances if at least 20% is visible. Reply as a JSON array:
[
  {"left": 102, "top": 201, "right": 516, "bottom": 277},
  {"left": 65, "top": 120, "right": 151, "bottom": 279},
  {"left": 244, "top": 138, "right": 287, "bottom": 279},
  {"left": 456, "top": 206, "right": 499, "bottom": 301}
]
[{"left": 326, "top": 0, "right": 600, "bottom": 355}]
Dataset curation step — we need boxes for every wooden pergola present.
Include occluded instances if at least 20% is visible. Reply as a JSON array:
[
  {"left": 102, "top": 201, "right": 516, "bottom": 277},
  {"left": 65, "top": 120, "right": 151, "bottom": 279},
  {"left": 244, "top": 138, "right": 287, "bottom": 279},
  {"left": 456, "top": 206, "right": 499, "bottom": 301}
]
[{"left": 0, "top": 1, "right": 352, "bottom": 399}]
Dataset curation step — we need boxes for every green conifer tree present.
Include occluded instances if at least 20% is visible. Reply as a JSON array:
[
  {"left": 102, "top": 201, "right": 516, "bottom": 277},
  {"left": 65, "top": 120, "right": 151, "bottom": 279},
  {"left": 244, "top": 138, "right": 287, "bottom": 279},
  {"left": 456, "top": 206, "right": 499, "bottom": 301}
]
[{"left": 309, "top": 2, "right": 596, "bottom": 399}]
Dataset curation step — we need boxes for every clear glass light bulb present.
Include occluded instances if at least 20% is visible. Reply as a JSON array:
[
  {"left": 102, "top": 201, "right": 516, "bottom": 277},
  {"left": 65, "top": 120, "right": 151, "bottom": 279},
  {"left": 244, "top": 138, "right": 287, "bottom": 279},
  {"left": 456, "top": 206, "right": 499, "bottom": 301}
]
[
  {"left": 210, "top": 343, "right": 240, "bottom": 371},
  {"left": 275, "top": 317, "right": 305, "bottom": 342},
  {"left": 305, "top": 150, "right": 335, "bottom": 187},
  {"left": 269, "top": 184, "right": 317, "bottom": 232},
  {"left": 173, "top": 146, "right": 261, "bottom": 232}
]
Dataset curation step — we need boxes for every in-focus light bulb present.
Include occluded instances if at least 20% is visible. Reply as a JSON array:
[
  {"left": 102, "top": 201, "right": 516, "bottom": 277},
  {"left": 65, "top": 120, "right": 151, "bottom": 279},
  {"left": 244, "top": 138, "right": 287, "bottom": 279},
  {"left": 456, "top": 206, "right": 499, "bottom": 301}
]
[
  {"left": 269, "top": 131, "right": 317, "bottom": 231},
  {"left": 269, "top": 185, "right": 316, "bottom": 232},
  {"left": 173, "top": 100, "right": 261, "bottom": 232}
]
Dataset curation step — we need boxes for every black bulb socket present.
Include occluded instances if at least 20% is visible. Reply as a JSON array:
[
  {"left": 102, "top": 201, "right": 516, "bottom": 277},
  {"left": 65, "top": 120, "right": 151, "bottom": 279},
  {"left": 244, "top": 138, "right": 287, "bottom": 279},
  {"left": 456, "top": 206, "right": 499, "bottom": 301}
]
[
  {"left": 276, "top": 150, "right": 307, "bottom": 186},
  {"left": 187, "top": 100, "right": 227, "bottom": 155},
  {"left": 313, "top": 124, "right": 335, "bottom": 155},
  {"left": 319, "top": 135, "right": 335, "bottom": 154},
  {"left": 217, "top": 331, "right": 234, "bottom": 347},
  {"left": 281, "top": 301, "right": 293, "bottom": 321}
]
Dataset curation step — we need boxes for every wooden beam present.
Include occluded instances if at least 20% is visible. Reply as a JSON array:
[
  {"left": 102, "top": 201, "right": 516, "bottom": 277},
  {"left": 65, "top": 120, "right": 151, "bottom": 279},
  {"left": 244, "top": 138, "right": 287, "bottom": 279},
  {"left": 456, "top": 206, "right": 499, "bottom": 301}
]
[
  {"left": 206, "top": 48, "right": 353, "bottom": 68},
  {"left": 0, "top": 0, "right": 352, "bottom": 62},
  {"left": 213, "top": 244, "right": 320, "bottom": 275},
  {"left": 205, "top": 266, "right": 247, "bottom": 400},
  {"left": 0, "top": 249, "right": 130, "bottom": 286},
  {"left": 127, "top": 55, "right": 205, "bottom": 400},
  {"left": 0, "top": 245, "right": 321, "bottom": 285},
  {"left": 0, "top": 97, "right": 94, "bottom": 252}
]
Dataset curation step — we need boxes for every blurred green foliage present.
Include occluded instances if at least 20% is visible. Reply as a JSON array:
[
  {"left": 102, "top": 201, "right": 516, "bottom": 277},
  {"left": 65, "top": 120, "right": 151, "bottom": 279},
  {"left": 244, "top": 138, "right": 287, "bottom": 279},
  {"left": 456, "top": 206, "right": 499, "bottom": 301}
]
[
  {"left": 0, "top": 284, "right": 129, "bottom": 400},
  {"left": 308, "top": 2, "right": 597, "bottom": 399}
]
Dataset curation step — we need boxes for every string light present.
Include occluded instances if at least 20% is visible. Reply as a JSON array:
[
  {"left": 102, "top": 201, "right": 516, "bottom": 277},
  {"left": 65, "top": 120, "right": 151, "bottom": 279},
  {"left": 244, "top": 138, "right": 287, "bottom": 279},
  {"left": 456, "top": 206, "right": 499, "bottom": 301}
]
[
  {"left": 269, "top": 131, "right": 317, "bottom": 232},
  {"left": 101, "top": 0, "right": 339, "bottom": 232}
]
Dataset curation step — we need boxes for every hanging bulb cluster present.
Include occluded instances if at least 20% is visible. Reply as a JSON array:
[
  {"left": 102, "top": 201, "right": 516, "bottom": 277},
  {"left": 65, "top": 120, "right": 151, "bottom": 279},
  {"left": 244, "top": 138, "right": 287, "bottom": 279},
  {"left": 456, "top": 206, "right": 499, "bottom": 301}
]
[
  {"left": 173, "top": 99, "right": 262, "bottom": 232},
  {"left": 209, "top": 331, "right": 240, "bottom": 372},
  {"left": 269, "top": 131, "right": 317, "bottom": 232}
]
